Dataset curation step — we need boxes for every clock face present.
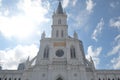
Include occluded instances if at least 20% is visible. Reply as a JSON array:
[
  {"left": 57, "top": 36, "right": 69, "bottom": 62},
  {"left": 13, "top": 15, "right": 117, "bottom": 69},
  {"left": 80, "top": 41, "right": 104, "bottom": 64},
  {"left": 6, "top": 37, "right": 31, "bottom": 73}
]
[{"left": 56, "top": 49, "right": 64, "bottom": 57}]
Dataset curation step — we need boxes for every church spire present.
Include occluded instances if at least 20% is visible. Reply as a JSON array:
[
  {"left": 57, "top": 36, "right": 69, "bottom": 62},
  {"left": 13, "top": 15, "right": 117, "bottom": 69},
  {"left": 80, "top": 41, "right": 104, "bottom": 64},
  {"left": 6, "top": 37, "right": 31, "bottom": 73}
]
[
  {"left": 52, "top": 0, "right": 67, "bottom": 38},
  {"left": 56, "top": 0, "right": 63, "bottom": 14}
]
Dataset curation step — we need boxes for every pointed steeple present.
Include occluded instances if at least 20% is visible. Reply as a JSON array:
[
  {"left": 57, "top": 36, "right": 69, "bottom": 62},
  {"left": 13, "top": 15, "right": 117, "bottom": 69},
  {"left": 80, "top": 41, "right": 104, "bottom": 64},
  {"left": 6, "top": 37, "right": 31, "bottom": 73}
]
[
  {"left": 56, "top": 1, "right": 63, "bottom": 14},
  {"left": 52, "top": 0, "right": 67, "bottom": 38}
]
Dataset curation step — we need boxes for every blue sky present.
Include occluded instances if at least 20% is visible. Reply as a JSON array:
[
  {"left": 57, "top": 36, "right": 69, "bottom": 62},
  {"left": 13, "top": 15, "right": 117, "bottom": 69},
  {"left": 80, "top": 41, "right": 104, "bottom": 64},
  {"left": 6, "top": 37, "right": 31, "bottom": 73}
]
[{"left": 0, "top": 0, "right": 120, "bottom": 70}]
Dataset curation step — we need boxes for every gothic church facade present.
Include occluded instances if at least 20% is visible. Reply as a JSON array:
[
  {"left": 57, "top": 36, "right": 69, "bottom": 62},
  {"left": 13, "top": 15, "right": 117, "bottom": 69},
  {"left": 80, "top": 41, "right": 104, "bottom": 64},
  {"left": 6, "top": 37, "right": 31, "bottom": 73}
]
[{"left": 0, "top": 1, "right": 120, "bottom": 80}]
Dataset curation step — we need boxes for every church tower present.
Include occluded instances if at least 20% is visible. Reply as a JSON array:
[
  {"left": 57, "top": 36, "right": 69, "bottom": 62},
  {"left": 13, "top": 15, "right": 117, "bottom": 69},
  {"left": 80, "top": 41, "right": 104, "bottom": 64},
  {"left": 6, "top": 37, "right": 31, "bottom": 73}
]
[
  {"left": 52, "top": 1, "right": 68, "bottom": 38},
  {"left": 34, "top": 1, "right": 86, "bottom": 65},
  {"left": 23, "top": 1, "right": 96, "bottom": 80}
]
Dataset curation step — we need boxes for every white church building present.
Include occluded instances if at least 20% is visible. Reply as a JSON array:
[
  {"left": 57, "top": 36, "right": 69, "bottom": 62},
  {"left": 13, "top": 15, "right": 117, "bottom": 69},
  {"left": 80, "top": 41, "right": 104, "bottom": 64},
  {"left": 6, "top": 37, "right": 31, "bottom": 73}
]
[{"left": 0, "top": 1, "right": 120, "bottom": 80}]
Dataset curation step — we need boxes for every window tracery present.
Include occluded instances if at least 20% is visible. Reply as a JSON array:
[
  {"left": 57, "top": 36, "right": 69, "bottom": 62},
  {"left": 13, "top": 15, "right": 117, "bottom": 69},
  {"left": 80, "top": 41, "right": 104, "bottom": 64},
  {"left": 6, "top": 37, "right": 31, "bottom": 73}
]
[
  {"left": 43, "top": 46, "right": 49, "bottom": 59},
  {"left": 70, "top": 46, "right": 76, "bottom": 58}
]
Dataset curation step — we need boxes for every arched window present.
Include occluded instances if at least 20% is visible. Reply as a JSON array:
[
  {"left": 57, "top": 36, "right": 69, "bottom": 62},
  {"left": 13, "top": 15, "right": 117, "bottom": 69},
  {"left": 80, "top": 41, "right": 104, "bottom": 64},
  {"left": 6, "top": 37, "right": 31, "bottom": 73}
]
[
  {"left": 57, "top": 77, "right": 63, "bottom": 80},
  {"left": 61, "top": 30, "right": 64, "bottom": 37},
  {"left": 5, "top": 78, "right": 7, "bottom": 80},
  {"left": 0, "top": 78, "right": 1, "bottom": 80},
  {"left": 58, "top": 19, "right": 61, "bottom": 24},
  {"left": 43, "top": 46, "right": 49, "bottom": 59},
  {"left": 70, "top": 46, "right": 76, "bottom": 59},
  {"left": 9, "top": 78, "right": 11, "bottom": 80},
  {"left": 112, "top": 78, "right": 114, "bottom": 80},
  {"left": 56, "top": 30, "right": 59, "bottom": 37},
  {"left": 108, "top": 78, "right": 110, "bottom": 80},
  {"left": 99, "top": 78, "right": 101, "bottom": 80}
]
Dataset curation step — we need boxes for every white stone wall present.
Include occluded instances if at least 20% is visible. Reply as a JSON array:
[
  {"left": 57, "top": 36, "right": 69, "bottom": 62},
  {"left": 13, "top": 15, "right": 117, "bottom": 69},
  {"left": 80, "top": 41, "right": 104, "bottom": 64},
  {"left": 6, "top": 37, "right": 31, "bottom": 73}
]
[
  {"left": 96, "top": 70, "right": 120, "bottom": 80},
  {"left": 0, "top": 70, "right": 23, "bottom": 80}
]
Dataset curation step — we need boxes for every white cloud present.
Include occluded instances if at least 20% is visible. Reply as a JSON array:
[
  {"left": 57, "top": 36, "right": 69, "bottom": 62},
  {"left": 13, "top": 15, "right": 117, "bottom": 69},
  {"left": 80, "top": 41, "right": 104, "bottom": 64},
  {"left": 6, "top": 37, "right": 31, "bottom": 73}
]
[
  {"left": 3, "top": 8, "right": 9, "bottom": 16},
  {"left": 69, "top": 0, "right": 95, "bottom": 30},
  {"left": 0, "top": 0, "right": 50, "bottom": 70},
  {"left": 110, "top": 3, "right": 116, "bottom": 8},
  {"left": 107, "top": 34, "right": 120, "bottom": 69},
  {"left": 115, "top": 34, "right": 120, "bottom": 42},
  {"left": 72, "top": 0, "right": 77, "bottom": 6},
  {"left": 69, "top": 9, "right": 90, "bottom": 30},
  {"left": 110, "top": 17, "right": 120, "bottom": 30},
  {"left": 86, "top": 46, "right": 102, "bottom": 67},
  {"left": 111, "top": 54, "right": 120, "bottom": 69},
  {"left": 63, "top": 0, "right": 69, "bottom": 8},
  {"left": 92, "top": 18, "right": 104, "bottom": 41},
  {"left": 108, "top": 34, "right": 120, "bottom": 56},
  {"left": 110, "top": 2, "right": 120, "bottom": 8},
  {"left": 0, "top": 44, "right": 38, "bottom": 70},
  {"left": 0, "top": 0, "right": 2, "bottom": 7},
  {"left": 0, "top": 0, "right": 49, "bottom": 40},
  {"left": 62, "top": 0, "right": 77, "bottom": 8},
  {"left": 86, "top": 0, "right": 96, "bottom": 13},
  {"left": 108, "top": 45, "right": 120, "bottom": 56}
]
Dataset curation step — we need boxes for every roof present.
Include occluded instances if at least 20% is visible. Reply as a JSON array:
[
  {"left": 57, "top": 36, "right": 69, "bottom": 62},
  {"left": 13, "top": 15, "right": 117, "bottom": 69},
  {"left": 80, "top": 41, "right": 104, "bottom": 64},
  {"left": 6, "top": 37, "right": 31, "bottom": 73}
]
[{"left": 56, "top": 1, "right": 64, "bottom": 14}]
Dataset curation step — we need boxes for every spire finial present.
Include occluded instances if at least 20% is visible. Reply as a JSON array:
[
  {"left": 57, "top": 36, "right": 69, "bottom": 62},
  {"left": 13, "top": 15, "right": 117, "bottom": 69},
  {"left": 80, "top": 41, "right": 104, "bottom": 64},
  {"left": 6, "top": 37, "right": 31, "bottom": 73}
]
[
  {"left": 74, "top": 31, "right": 78, "bottom": 39},
  {"left": 56, "top": 0, "right": 63, "bottom": 14},
  {"left": 58, "top": 0, "right": 62, "bottom": 2},
  {"left": 41, "top": 31, "right": 46, "bottom": 39}
]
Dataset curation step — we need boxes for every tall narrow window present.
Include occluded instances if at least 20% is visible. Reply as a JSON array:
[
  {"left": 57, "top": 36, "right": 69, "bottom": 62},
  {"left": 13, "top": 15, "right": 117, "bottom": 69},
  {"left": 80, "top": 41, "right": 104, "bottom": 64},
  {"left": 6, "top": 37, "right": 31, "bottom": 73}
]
[
  {"left": 118, "top": 78, "right": 120, "bottom": 80},
  {"left": 70, "top": 46, "right": 76, "bottom": 59},
  {"left": 61, "top": 30, "right": 64, "bottom": 37},
  {"left": 58, "top": 19, "right": 61, "bottom": 24},
  {"left": 56, "top": 30, "right": 59, "bottom": 37},
  {"left": 18, "top": 78, "right": 21, "bottom": 80},
  {"left": 43, "top": 46, "right": 49, "bottom": 59}
]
